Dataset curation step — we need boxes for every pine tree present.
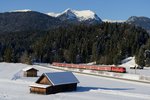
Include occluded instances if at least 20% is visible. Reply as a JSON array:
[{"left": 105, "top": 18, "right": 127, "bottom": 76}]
[
  {"left": 20, "top": 51, "right": 32, "bottom": 65},
  {"left": 145, "top": 58, "right": 150, "bottom": 67},
  {"left": 91, "top": 42, "right": 97, "bottom": 62},
  {"left": 63, "top": 49, "right": 71, "bottom": 63},
  {"left": 135, "top": 46, "right": 145, "bottom": 67},
  {"left": 3, "top": 48, "right": 13, "bottom": 62}
]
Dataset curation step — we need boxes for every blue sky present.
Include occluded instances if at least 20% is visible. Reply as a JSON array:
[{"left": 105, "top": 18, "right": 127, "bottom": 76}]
[{"left": 0, "top": 0, "right": 150, "bottom": 20}]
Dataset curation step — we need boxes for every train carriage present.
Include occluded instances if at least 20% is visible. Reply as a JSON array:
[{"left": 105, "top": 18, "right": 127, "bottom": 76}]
[
  {"left": 52, "top": 62, "right": 126, "bottom": 73},
  {"left": 111, "top": 67, "right": 126, "bottom": 73}
]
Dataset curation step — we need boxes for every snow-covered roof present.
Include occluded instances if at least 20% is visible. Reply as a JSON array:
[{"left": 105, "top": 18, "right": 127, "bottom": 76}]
[
  {"left": 29, "top": 83, "right": 50, "bottom": 88},
  {"left": 38, "top": 72, "right": 79, "bottom": 86},
  {"left": 22, "top": 67, "right": 38, "bottom": 71}
]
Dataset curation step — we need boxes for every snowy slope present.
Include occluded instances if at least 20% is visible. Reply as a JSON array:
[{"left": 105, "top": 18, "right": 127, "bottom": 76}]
[
  {"left": 120, "top": 57, "right": 150, "bottom": 76},
  {"left": 10, "top": 9, "right": 32, "bottom": 12},
  {"left": 121, "top": 57, "right": 137, "bottom": 68},
  {"left": 47, "top": 12, "right": 59, "bottom": 17}
]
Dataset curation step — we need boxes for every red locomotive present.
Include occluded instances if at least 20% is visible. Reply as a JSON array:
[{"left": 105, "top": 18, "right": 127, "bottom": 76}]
[{"left": 52, "top": 62, "right": 126, "bottom": 73}]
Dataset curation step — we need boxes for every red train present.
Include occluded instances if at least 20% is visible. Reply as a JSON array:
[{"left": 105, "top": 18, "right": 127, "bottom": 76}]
[{"left": 52, "top": 62, "right": 126, "bottom": 73}]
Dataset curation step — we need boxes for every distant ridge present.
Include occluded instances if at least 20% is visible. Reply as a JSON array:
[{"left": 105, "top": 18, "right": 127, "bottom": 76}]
[
  {"left": 126, "top": 16, "right": 150, "bottom": 34},
  {"left": 0, "top": 9, "right": 103, "bottom": 33},
  {"left": 0, "top": 10, "right": 62, "bottom": 33},
  {"left": 1, "top": 9, "right": 150, "bottom": 34}
]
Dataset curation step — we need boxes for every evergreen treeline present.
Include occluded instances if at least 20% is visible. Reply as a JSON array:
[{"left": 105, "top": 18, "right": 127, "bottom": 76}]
[
  {"left": 0, "top": 23, "right": 149, "bottom": 66},
  {"left": 135, "top": 38, "right": 150, "bottom": 67}
]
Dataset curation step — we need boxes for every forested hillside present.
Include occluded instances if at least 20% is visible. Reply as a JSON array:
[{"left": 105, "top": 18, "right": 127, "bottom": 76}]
[
  {"left": 0, "top": 23, "right": 149, "bottom": 66},
  {"left": 0, "top": 11, "right": 63, "bottom": 33}
]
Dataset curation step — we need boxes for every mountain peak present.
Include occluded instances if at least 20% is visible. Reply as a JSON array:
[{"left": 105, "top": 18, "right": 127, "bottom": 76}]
[
  {"left": 61, "top": 9, "right": 100, "bottom": 21},
  {"left": 126, "top": 16, "right": 139, "bottom": 22},
  {"left": 63, "top": 8, "right": 73, "bottom": 13},
  {"left": 127, "top": 16, "right": 150, "bottom": 22},
  {"left": 126, "top": 16, "right": 150, "bottom": 34},
  {"left": 47, "top": 9, "right": 102, "bottom": 24},
  {"left": 60, "top": 8, "right": 77, "bottom": 20}
]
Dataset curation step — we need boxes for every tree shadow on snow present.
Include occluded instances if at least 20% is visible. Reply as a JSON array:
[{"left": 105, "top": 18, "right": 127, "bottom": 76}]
[{"left": 76, "top": 86, "right": 134, "bottom": 92}]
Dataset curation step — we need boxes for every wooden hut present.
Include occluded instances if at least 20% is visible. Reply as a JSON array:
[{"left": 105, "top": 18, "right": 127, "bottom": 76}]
[
  {"left": 22, "top": 67, "right": 38, "bottom": 77},
  {"left": 29, "top": 72, "right": 79, "bottom": 94}
]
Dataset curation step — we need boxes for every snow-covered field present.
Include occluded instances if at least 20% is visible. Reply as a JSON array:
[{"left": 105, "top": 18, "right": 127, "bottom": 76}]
[
  {"left": 86, "top": 57, "right": 150, "bottom": 76},
  {"left": 0, "top": 62, "right": 150, "bottom": 100},
  {"left": 121, "top": 57, "right": 150, "bottom": 76}
]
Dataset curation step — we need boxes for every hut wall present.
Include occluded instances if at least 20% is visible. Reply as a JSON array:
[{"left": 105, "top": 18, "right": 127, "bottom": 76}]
[
  {"left": 27, "top": 69, "right": 37, "bottom": 77},
  {"left": 30, "top": 83, "right": 77, "bottom": 94},
  {"left": 39, "top": 76, "right": 52, "bottom": 85},
  {"left": 47, "top": 83, "right": 77, "bottom": 94},
  {"left": 24, "top": 69, "right": 37, "bottom": 77},
  {"left": 30, "top": 87, "right": 47, "bottom": 94}
]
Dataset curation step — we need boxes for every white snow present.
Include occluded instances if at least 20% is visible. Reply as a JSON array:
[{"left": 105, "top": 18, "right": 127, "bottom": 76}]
[
  {"left": 47, "top": 12, "right": 60, "bottom": 17},
  {"left": 103, "top": 19, "right": 125, "bottom": 23},
  {"left": 47, "top": 64, "right": 150, "bottom": 83},
  {"left": 10, "top": 9, "right": 32, "bottom": 12},
  {"left": 86, "top": 62, "right": 96, "bottom": 65},
  {"left": 22, "top": 67, "right": 38, "bottom": 71},
  {"left": 120, "top": 57, "right": 150, "bottom": 76},
  {"left": 72, "top": 9, "right": 98, "bottom": 21},
  {"left": 47, "top": 8, "right": 100, "bottom": 21},
  {"left": 29, "top": 84, "right": 50, "bottom": 88},
  {"left": 44, "top": 72, "right": 79, "bottom": 86},
  {"left": 0, "top": 62, "right": 150, "bottom": 100},
  {"left": 121, "top": 57, "right": 137, "bottom": 67}
]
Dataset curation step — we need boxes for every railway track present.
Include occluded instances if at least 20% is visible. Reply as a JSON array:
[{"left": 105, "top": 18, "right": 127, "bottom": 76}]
[{"left": 35, "top": 63, "right": 150, "bottom": 84}]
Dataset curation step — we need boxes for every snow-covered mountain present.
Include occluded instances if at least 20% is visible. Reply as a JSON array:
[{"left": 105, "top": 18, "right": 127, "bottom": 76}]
[
  {"left": 47, "top": 9, "right": 102, "bottom": 24},
  {"left": 103, "top": 16, "right": 150, "bottom": 34},
  {"left": 126, "top": 16, "right": 150, "bottom": 34},
  {"left": 0, "top": 9, "right": 102, "bottom": 33}
]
